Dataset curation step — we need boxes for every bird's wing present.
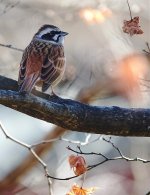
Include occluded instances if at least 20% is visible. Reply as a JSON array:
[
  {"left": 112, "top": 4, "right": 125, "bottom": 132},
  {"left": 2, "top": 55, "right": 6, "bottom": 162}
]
[
  {"left": 18, "top": 49, "right": 27, "bottom": 87},
  {"left": 18, "top": 44, "right": 41, "bottom": 92},
  {"left": 41, "top": 45, "right": 66, "bottom": 92}
]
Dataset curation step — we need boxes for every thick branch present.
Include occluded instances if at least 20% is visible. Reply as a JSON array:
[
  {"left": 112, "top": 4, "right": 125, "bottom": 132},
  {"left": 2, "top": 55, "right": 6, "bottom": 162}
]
[{"left": 0, "top": 75, "right": 150, "bottom": 136}]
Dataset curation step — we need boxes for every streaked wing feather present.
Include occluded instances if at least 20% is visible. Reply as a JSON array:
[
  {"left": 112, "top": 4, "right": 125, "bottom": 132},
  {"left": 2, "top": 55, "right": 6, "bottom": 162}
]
[
  {"left": 18, "top": 43, "right": 41, "bottom": 92},
  {"left": 19, "top": 72, "right": 39, "bottom": 92},
  {"left": 41, "top": 46, "right": 65, "bottom": 92},
  {"left": 18, "top": 51, "right": 27, "bottom": 86}
]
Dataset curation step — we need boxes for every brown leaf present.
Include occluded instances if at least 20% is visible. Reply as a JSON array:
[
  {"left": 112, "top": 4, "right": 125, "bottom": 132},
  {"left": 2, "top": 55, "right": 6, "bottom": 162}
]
[
  {"left": 68, "top": 155, "right": 87, "bottom": 176},
  {"left": 122, "top": 16, "right": 143, "bottom": 36}
]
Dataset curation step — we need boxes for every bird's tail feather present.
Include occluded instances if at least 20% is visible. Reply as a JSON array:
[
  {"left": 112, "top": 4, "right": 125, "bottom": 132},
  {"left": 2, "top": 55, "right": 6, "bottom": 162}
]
[
  {"left": 19, "top": 73, "right": 39, "bottom": 93},
  {"left": 42, "top": 82, "right": 50, "bottom": 92}
]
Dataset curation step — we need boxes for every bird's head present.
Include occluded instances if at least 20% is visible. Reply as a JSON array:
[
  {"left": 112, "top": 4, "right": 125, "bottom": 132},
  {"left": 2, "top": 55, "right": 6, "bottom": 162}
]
[{"left": 34, "top": 24, "right": 68, "bottom": 45}]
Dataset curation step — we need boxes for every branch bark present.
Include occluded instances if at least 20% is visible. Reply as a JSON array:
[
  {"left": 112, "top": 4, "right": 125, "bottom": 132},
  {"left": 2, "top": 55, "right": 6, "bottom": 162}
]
[{"left": 0, "top": 75, "right": 150, "bottom": 137}]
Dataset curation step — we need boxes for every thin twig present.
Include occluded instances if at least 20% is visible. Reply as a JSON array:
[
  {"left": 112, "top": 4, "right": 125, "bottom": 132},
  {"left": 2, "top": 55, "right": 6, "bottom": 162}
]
[
  {"left": 146, "top": 42, "right": 150, "bottom": 52},
  {"left": 0, "top": 121, "right": 88, "bottom": 182},
  {"left": 0, "top": 122, "right": 52, "bottom": 195},
  {"left": 80, "top": 172, "right": 87, "bottom": 188},
  {"left": 67, "top": 137, "right": 150, "bottom": 171},
  {"left": 127, "top": 0, "right": 133, "bottom": 20},
  {"left": 143, "top": 50, "right": 150, "bottom": 55},
  {"left": 1, "top": 121, "right": 150, "bottom": 183},
  {"left": 102, "top": 137, "right": 124, "bottom": 157},
  {"left": 0, "top": 1, "right": 20, "bottom": 16},
  {"left": 0, "top": 43, "right": 23, "bottom": 52},
  {"left": 67, "top": 146, "right": 109, "bottom": 159},
  {"left": 143, "top": 42, "right": 150, "bottom": 55}
]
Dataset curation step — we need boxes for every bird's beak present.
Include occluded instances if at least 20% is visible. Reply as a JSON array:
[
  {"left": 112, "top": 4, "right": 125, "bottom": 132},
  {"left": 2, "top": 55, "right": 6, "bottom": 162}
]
[{"left": 60, "top": 31, "right": 69, "bottom": 36}]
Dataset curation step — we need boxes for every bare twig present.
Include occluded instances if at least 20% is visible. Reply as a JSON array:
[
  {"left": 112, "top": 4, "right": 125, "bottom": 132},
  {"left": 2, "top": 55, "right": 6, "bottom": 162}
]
[
  {"left": 0, "top": 122, "right": 53, "bottom": 195},
  {"left": 67, "top": 137, "right": 150, "bottom": 171},
  {"left": 102, "top": 137, "right": 124, "bottom": 157},
  {"left": 146, "top": 42, "right": 150, "bottom": 52},
  {"left": 143, "top": 42, "right": 150, "bottom": 55},
  {"left": 0, "top": 43, "right": 23, "bottom": 52},
  {"left": 1, "top": 121, "right": 150, "bottom": 184},
  {"left": 0, "top": 0, "right": 20, "bottom": 16},
  {"left": 127, "top": 0, "right": 133, "bottom": 20},
  {"left": 0, "top": 121, "right": 100, "bottom": 183}
]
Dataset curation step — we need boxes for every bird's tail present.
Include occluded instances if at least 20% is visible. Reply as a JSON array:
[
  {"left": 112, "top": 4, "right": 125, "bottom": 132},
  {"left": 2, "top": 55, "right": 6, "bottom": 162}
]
[
  {"left": 19, "top": 73, "right": 39, "bottom": 93},
  {"left": 42, "top": 82, "right": 50, "bottom": 92}
]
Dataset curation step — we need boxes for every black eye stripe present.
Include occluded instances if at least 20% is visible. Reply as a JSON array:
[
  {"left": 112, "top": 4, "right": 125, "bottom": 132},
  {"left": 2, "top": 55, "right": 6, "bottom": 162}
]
[
  {"left": 41, "top": 32, "right": 61, "bottom": 42},
  {"left": 41, "top": 33, "right": 53, "bottom": 40}
]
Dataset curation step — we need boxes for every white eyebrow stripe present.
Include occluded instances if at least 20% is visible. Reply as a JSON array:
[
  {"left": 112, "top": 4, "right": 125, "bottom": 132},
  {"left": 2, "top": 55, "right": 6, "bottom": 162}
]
[
  {"left": 37, "top": 29, "right": 55, "bottom": 38},
  {"left": 37, "top": 27, "right": 60, "bottom": 38}
]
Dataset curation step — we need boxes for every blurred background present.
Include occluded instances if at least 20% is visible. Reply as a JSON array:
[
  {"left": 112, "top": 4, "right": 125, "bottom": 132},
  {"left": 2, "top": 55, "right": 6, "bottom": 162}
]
[{"left": 0, "top": 0, "right": 150, "bottom": 194}]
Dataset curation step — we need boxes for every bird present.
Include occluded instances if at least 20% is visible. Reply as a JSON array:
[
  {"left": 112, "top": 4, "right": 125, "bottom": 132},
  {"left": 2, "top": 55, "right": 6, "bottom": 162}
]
[{"left": 18, "top": 24, "right": 68, "bottom": 94}]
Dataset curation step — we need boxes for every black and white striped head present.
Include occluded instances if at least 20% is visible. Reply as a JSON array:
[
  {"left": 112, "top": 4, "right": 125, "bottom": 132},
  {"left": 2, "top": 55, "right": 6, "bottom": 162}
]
[{"left": 34, "top": 24, "right": 68, "bottom": 45}]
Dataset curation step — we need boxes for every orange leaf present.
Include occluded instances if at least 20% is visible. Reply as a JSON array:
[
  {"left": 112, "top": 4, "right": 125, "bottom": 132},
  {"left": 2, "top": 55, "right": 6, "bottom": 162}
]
[
  {"left": 66, "top": 184, "right": 96, "bottom": 195},
  {"left": 68, "top": 155, "right": 87, "bottom": 176}
]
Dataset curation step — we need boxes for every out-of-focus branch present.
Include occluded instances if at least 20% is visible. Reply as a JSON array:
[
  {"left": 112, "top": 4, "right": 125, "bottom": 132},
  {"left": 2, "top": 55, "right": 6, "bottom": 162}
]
[
  {"left": 1, "top": 75, "right": 150, "bottom": 136},
  {"left": 143, "top": 42, "right": 150, "bottom": 55},
  {"left": 0, "top": 1, "right": 20, "bottom": 16},
  {"left": 0, "top": 43, "right": 23, "bottom": 52}
]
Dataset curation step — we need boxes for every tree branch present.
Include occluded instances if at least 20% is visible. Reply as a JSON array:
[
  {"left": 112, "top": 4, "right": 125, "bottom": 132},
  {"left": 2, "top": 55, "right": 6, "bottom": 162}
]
[{"left": 0, "top": 75, "right": 150, "bottom": 136}]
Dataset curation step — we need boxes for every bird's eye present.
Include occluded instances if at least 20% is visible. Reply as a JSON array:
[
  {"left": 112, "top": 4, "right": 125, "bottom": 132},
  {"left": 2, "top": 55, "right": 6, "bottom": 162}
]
[
  {"left": 50, "top": 31, "right": 56, "bottom": 35},
  {"left": 41, "top": 33, "right": 52, "bottom": 40},
  {"left": 51, "top": 30, "right": 61, "bottom": 35}
]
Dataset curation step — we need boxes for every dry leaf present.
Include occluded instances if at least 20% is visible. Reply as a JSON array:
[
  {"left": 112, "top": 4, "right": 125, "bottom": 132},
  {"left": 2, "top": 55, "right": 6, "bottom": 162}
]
[
  {"left": 66, "top": 184, "right": 97, "bottom": 195},
  {"left": 68, "top": 155, "right": 87, "bottom": 176},
  {"left": 122, "top": 16, "right": 143, "bottom": 36}
]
